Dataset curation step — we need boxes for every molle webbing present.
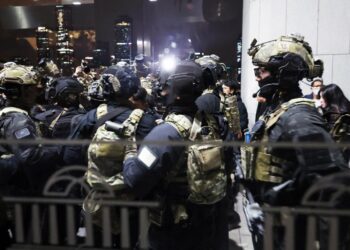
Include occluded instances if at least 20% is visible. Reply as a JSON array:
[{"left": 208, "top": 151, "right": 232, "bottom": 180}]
[
  {"left": 253, "top": 98, "right": 316, "bottom": 183},
  {"left": 165, "top": 114, "right": 192, "bottom": 139}
]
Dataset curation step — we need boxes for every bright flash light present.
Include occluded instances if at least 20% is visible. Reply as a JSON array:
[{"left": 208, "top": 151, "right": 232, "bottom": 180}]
[
  {"left": 160, "top": 55, "right": 177, "bottom": 72},
  {"left": 72, "top": 1, "right": 81, "bottom": 5}
]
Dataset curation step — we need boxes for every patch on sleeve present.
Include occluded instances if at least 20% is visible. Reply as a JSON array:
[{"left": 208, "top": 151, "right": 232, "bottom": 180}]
[
  {"left": 137, "top": 146, "right": 157, "bottom": 169},
  {"left": 14, "top": 128, "right": 31, "bottom": 139}
]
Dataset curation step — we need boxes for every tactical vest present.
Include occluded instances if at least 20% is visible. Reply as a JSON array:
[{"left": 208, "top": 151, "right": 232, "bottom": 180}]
[
  {"left": 165, "top": 112, "right": 227, "bottom": 205},
  {"left": 47, "top": 108, "right": 81, "bottom": 138},
  {"left": 242, "top": 98, "right": 316, "bottom": 184},
  {"left": 86, "top": 108, "right": 144, "bottom": 190},
  {"left": 83, "top": 108, "right": 144, "bottom": 234}
]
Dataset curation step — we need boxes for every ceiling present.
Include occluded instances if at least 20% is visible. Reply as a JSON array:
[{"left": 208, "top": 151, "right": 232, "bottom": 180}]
[{"left": 0, "top": 0, "right": 94, "bottom": 8}]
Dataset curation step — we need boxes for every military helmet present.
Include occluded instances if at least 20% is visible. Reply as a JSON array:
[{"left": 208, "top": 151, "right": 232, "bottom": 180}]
[
  {"left": 88, "top": 74, "right": 121, "bottom": 102},
  {"left": 195, "top": 54, "right": 227, "bottom": 87},
  {"left": 248, "top": 34, "right": 323, "bottom": 79},
  {"left": 0, "top": 63, "right": 41, "bottom": 86},
  {"left": 46, "top": 77, "right": 83, "bottom": 105},
  {"left": 103, "top": 66, "right": 140, "bottom": 99},
  {"left": 165, "top": 61, "right": 204, "bottom": 107}
]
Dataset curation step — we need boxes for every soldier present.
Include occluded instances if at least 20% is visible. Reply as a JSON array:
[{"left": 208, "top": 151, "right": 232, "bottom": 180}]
[
  {"left": 62, "top": 67, "right": 157, "bottom": 165},
  {"left": 123, "top": 61, "right": 229, "bottom": 250},
  {"left": 33, "top": 77, "right": 85, "bottom": 138},
  {"left": 245, "top": 34, "right": 347, "bottom": 249},
  {"left": 194, "top": 55, "right": 242, "bottom": 232},
  {"left": 0, "top": 63, "right": 59, "bottom": 249}
]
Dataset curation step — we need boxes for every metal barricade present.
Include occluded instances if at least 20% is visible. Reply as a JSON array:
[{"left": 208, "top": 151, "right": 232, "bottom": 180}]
[
  {"left": 1, "top": 166, "right": 159, "bottom": 250},
  {"left": 262, "top": 206, "right": 350, "bottom": 250},
  {"left": 262, "top": 171, "right": 350, "bottom": 250}
]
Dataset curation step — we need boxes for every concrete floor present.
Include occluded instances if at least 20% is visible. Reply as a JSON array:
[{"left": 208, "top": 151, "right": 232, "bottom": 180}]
[{"left": 229, "top": 191, "right": 254, "bottom": 250}]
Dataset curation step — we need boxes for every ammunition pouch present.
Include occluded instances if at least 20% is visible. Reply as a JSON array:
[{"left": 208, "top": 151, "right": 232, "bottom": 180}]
[
  {"left": 190, "top": 142, "right": 222, "bottom": 172},
  {"left": 223, "top": 95, "right": 241, "bottom": 134}
]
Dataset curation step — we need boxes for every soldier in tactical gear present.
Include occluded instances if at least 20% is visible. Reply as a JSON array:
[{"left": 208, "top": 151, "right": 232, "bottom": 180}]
[
  {"left": 245, "top": 34, "right": 347, "bottom": 249},
  {"left": 194, "top": 55, "right": 242, "bottom": 233},
  {"left": 123, "top": 60, "right": 229, "bottom": 250},
  {"left": 64, "top": 68, "right": 157, "bottom": 248},
  {"left": 33, "top": 77, "right": 85, "bottom": 138},
  {"left": 0, "top": 63, "right": 59, "bottom": 249},
  {"left": 62, "top": 67, "right": 157, "bottom": 165}
]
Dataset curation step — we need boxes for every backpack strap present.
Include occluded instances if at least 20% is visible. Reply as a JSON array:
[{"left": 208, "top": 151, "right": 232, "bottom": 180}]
[
  {"left": 122, "top": 109, "right": 144, "bottom": 137},
  {"left": 189, "top": 112, "right": 221, "bottom": 141},
  {"left": 265, "top": 98, "right": 315, "bottom": 130},
  {"left": 219, "top": 93, "right": 225, "bottom": 113},
  {"left": 93, "top": 106, "right": 129, "bottom": 134},
  {"left": 49, "top": 108, "right": 67, "bottom": 131},
  {"left": 189, "top": 112, "right": 202, "bottom": 141},
  {"left": 165, "top": 113, "right": 192, "bottom": 139}
]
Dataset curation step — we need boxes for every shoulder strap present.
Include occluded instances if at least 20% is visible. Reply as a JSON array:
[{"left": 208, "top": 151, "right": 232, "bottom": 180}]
[
  {"left": 219, "top": 93, "right": 225, "bottom": 113},
  {"left": 189, "top": 112, "right": 221, "bottom": 141},
  {"left": 93, "top": 106, "right": 129, "bottom": 133},
  {"left": 49, "top": 108, "right": 67, "bottom": 131},
  {"left": 122, "top": 109, "right": 144, "bottom": 137},
  {"left": 265, "top": 98, "right": 315, "bottom": 130},
  {"left": 189, "top": 112, "right": 202, "bottom": 141},
  {"left": 165, "top": 113, "right": 192, "bottom": 138}
]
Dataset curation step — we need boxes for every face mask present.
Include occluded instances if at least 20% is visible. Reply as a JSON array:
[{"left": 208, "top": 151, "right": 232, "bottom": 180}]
[{"left": 312, "top": 87, "right": 320, "bottom": 96}]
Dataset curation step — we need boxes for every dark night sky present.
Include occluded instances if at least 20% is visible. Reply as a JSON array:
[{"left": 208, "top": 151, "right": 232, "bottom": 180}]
[{"left": 0, "top": 0, "right": 242, "bottom": 67}]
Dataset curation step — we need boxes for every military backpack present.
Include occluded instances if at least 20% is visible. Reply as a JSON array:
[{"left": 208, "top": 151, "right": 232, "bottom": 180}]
[
  {"left": 84, "top": 107, "right": 144, "bottom": 234},
  {"left": 166, "top": 111, "right": 227, "bottom": 205}
]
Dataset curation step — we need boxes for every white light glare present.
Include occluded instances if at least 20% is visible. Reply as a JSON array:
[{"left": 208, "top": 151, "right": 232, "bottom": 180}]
[
  {"left": 149, "top": 0, "right": 158, "bottom": 2},
  {"left": 160, "top": 56, "right": 177, "bottom": 72},
  {"left": 170, "top": 42, "right": 177, "bottom": 48},
  {"left": 72, "top": 1, "right": 81, "bottom": 5}
]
